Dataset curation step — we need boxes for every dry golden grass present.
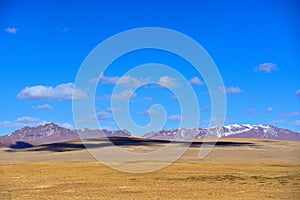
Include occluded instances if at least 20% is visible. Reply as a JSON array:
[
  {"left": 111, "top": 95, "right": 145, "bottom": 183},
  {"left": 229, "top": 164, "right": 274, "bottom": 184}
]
[
  {"left": 0, "top": 162, "right": 299, "bottom": 199},
  {"left": 0, "top": 138, "right": 299, "bottom": 199}
]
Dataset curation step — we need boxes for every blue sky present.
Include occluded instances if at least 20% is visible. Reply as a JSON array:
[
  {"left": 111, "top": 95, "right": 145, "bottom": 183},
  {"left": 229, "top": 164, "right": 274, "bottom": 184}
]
[{"left": 1, "top": 0, "right": 300, "bottom": 135}]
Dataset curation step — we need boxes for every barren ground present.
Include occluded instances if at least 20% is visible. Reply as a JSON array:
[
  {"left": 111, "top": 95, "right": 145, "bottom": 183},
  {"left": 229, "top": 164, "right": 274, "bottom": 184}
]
[{"left": 0, "top": 138, "right": 299, "bottom": 199}]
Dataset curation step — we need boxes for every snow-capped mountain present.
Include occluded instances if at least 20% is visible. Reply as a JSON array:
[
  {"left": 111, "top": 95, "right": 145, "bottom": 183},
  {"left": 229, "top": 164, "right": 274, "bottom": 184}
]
[
  {"left": 223, "top": 124, "right": 300, "bottom": 140},
  {"left": 143, "top": 124, "right": 300, "bottom": 141}
]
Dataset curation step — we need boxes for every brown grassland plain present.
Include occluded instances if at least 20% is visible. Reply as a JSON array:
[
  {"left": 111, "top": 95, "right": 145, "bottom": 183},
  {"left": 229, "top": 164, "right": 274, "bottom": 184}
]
[{"left": 0, "top": 138, "right": 299, "bottom": 199}]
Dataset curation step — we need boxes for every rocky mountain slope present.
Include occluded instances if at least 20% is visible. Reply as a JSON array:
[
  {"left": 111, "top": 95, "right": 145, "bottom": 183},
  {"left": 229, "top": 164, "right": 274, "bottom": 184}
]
[{"left": 0, "top": 123, "right": 130, "bottom": 148}]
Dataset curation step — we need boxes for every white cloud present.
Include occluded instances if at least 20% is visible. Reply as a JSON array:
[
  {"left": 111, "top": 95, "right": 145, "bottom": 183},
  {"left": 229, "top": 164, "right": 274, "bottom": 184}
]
[
  {"left": 244, "top": 108, "right": 257, "bottom": 115},
  {"left": 5, "top": 27, "right": 18, "bottom": 34},
  {"left": 253, "top": 63, "right": 278, "bottom": 73},
  {"left": 17, "top": 83, "right": 87, "bottom": 100},
  {"left": 167, "top": 114, "right": 183, "bottom": 121},
  {"left": 295, "top": 89, "right": 300, "bottom": 97},
  {"left": 118, "top": 75, "right": 149, "bottom": 87},
  {"left": 110, "top": 89, "right": 136, "bottom": 100},
  {"left": 189, "top": 77, "right": 204, "bottom": 85},
  {"left": 158, "top": 76, "right": 180, "bottom": 88},
  {"left": 92, "top": 74, "right": 184, "bottom": 89},
  {"left": 91, "top": 74, "right": 149, "bottom": 88},
  {"left": 266, "top": 107, "right": 274, "bottom": 113},
  {"left": 98, "top": 75, "right": 120, "bottom": 84},
  {"left": 32, "top": 104, "right": 53, "bottom": 110},
  {"left": 218, "top": 86, "right": 242, "bottom": 94}
]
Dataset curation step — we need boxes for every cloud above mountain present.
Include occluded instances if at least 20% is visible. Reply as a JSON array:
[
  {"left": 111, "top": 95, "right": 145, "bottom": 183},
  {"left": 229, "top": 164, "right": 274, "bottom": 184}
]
[
  {"left": 0, "top": 116, "right": 73, "bottom": 129},
  {"left": 244, "top": 108, "right": 257, "bottom": 115},
  {"left": 167, "top": 114, "right": 183, "bottom": 121}
]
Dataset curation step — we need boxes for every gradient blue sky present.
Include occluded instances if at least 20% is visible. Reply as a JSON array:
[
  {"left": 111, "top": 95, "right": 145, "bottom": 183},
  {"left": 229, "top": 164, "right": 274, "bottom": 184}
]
[{"left": 1, "top": 0, "right": 300, "bottom": 135}]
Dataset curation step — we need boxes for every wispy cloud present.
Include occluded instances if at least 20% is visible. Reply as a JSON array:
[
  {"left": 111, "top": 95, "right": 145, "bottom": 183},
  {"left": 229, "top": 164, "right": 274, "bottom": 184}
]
[
  {"left": 201, "top": 106, "right": 211, "bottom": 112},
  {"left": 281, "top": 112, "right": 300, "bottom": 118},
  {"left": 17, "top": 83, "right": 87, "bottom": 100},
  {"left": 57, "top": 27, "right": 69, "bottom": 32},
  {"left": 269, "top": 119, "right": 286, "bottom": 125},
  {"left": 109, "top": 89, "right": 136, "bottom": 100},
  {"left": 158, "top": 76, "right": 180, "bottom": 88},
  {"left": 253, "top": 63, "right": 278, "bottom": 73},
  {"left": 244, "top": 108, "right": 257, "bottom": 115},
  {"left": 295, "top": 89, "right": 300, "bottom": 97},
  {"left": 0, "top": 116, "right": 47, "bottom": 128},
  {"left": 292, "top": 120, "right": 300, "bottom": 126},
  {"left": 167, "top": 114, "right": 184, "bottom": 121},
  {"left": 269, "top": 119, "right": 300, "bottom": 127},
  {"left": 189, "top": 77, "right": 204, "bottom": 85},
  {"left": 92, "top": 74, "right": 183, "bottom": 89},
  {"left": 137, "top": 109, "right": 161, "bottom": 117},
  {"left": 32, "top": 104, "right": 53, "bottom": 110},
  {"left": 91, "top": 74, "right": 149, "bottom": 88},
  {"left": 169, "top": 94, "right": 179, "bottom": 100},
  {"left": 144, "top": 97, "right": 152, "bottom": 101},
  {"left": 218, "top": 86, "right": 242, "bottom": 94},
  {"left": 106, "top": 107, "right": 122, "bottom": 112},
  {"left": 0, "top": 116, "right": 73, "bottom": 129},
  {"left": 266, "top": 107, "right": 274, "bottom": 113},
  {"left": 77, "top": 111, "right": 112, "bottom": 124},
  {"left": 96, "top": 111, "right": 112, "bottom": 120},
  {"left": 5, "top": 27, "right": 18, "bottom": 34}
]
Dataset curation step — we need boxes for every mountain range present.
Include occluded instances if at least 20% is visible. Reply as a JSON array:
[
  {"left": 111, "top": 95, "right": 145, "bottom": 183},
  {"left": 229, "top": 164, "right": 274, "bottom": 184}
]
[
  {"left": 0, "top": 123, "right": 299, "bottom": 148},
  {"left": 144, "top": 124, "right": 300, "bottom": 141}
]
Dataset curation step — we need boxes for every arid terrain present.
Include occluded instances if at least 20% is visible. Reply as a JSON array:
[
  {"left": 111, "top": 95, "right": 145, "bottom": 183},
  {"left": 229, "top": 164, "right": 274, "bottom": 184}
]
[{"left": 0, "top": 138, "right": 299, "bottom": 199}]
